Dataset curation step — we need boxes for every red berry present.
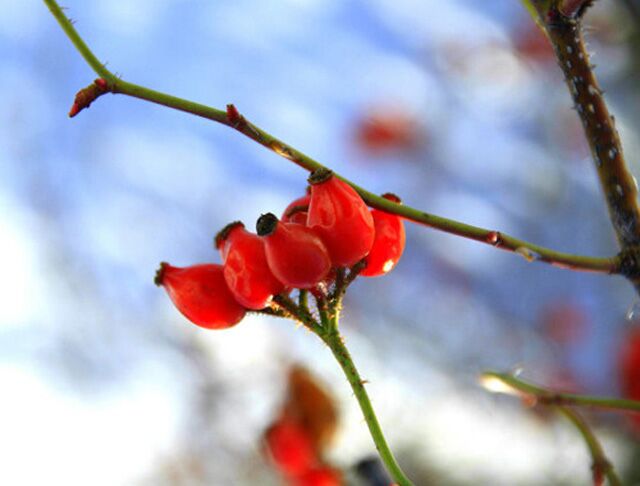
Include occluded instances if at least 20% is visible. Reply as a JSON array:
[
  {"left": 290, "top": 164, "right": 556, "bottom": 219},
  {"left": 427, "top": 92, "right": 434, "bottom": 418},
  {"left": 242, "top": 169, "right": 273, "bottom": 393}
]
[
  {"left": 215, "top": 221, "right": 243, "bottom": 261},
  {"left": 216, "top": 223, "right": 285, "bottom": 310},
  {"left": 257, "top": 213, "right": 331, "bottom": 289},
  {"left": 513, "top": 22, "right": 555, "bottom": 64},
  {"left": 155, "top": 263, "right": 246, "bottom": 329},
  {"left": 307, "top": 169, "right": 374, "bottom": 267},
  {"left": 361, "top": 194, "right": 406, "bottom": 277},
  {"left": 295, "top": 467, "right": 342, "bottom": 486},
  {"left": 282, "top": 194, "right": 311, "bottom": 224},
  {"left": 265, "top": 419, "right": 317, "bottom": 477},
  {"left": 619, "top": 327, "right": 640, "bottom": 400}
]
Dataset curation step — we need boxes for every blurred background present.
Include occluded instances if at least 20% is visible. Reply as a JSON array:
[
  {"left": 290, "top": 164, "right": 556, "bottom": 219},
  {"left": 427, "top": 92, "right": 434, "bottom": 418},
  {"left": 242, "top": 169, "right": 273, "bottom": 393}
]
[{"left": 3, "top": 0, "right": 640, "bottom": 484}]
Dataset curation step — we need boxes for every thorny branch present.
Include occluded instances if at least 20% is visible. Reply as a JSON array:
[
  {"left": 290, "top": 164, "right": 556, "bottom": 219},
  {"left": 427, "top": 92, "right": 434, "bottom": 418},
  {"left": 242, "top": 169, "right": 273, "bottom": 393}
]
[{"left": 44, "top": 0, "right": 623, "bottom": 276}]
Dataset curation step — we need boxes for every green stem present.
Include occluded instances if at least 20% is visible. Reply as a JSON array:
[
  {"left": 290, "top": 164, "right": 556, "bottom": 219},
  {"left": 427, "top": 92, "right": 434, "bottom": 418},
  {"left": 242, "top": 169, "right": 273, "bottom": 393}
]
[
  {"left": 43, "top": 0, "right": 620, "bottom": 275},
  {"left": 481, "top": 371, "right": 640, "bottom": 412},
  {"left": 43, "top": 0, "right": 114, "bottom": 81},
  {"left": 482, "top": 371, "right": 626, "bottom": 485},
  {"left": 298, "top": 289, "right": 310, "bottom": 313},
  {"left": 557, "top": 407, "right": 622, "bottom": 486},
  {"left": 108, "top": 82, "right": 624, "bottom": 274},
  {"left": 322, "top": 329, "right": 413, "bottom": 486},
  {"left": 272, "top": 295, "right": 323, "bottom": 334}
]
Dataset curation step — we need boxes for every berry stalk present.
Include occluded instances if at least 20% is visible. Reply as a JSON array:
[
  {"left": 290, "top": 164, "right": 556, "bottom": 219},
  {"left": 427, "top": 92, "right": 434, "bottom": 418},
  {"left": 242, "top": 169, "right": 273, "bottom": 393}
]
[{"left": 320, "top": 321, "right": 413, "bottom": 486}]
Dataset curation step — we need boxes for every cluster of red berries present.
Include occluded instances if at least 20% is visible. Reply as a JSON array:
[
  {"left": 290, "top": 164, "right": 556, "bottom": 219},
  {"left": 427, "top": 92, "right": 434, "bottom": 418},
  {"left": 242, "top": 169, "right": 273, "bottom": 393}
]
[
  {"left": 264, "top": 366, "right": 341, "bottom": 486},
  {"left": 155, "top": 168, "right": 406, "bottom": 329}
]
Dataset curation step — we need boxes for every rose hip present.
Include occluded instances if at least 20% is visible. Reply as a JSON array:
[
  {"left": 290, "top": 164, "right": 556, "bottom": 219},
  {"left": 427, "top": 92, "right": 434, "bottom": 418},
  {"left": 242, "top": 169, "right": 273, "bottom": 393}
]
[
  {"left": 257, "top": 213, "right": 331, "bottom": 289},
  {"left": 155, "top": 263, "right": 246, "bottom": 329},
  {"left": 361, "top": 193, "right": 406, "bottom": 277},
  {"left": 216, "top": 222, "right": 285, "bottom": 310},
  {"left": 307, "top": 169, "right": 374, "bottom": 267}
]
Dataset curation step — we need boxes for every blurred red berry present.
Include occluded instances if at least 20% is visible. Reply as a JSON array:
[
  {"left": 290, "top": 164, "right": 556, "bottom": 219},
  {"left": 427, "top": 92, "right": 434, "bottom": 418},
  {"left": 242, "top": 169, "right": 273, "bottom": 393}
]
[
  {"left": 353, "top": 108, "right": 418, "bottom": 153},
  {"left": 265, "top": 419, "right": 317, "bottom": 477},
  {"left": 513, "top": 23, "right": 554, "bottom": 64},
  {"left": 284, "top": 366, "right": 338, "bottom": 453},
  {"left": 155, "top": 263, "right": 246, "bottom": 329},
  {"left": 257, "top": 213, "right": 331, "bottom": 289},
  {"left": 619, "top": 327, "right": 640, "bottom": 401},
  {"left": 540, "top": 301, "right": 587, "bottom": 345},
  {"left": 216, "top": 222, "right": 285, "bottom": 310},
  {"left": 307, "top": 169, "right": 374, "bottom": 267},
  {"left": 295, "top": 466, "right": 342, "bottom": 486},
  {"left": 361, "top": 194, "right": 406, "bottom": 277},
  {"left": 618, "top": 326, "right": 640, "bottom": 431}
]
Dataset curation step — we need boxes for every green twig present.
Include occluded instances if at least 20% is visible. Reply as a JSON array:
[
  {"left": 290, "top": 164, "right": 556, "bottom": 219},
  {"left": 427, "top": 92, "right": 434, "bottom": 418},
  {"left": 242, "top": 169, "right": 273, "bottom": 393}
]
[
  {"left": 481, "top": 371, "right": 627, "bottom": 485},
  {"left": 43, "top": 0, "right": 620, "bottom": 275},
  {"left": 481, "top": 371, "right": 640, "bottom": 413},
  {"left": 557, "top": 407, "right": 622, "bottom": 486},
  {"left": 322, "top": 329, "right": 413, "bottom": 486},
  {"left": 44, "top": 0, "right": 114, "bottom": 81},
  {"left": 272, "top": 294, "right": 323, "bottom": 334},
  {"left": 254, "top": 306, "right": 290, "bottom": 319},
  {"left": 298, "top": 289, "right": 310, "bottom": 313}
]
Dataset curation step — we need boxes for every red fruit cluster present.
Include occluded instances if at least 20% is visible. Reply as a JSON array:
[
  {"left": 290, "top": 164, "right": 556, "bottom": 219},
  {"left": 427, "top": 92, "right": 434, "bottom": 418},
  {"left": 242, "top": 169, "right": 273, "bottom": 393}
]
[
  {"left": 264, "top": 366, "right": 342, "bottom": 486},
  {"left": 155, "top": 169, "right": 406, "bottom": 329}
]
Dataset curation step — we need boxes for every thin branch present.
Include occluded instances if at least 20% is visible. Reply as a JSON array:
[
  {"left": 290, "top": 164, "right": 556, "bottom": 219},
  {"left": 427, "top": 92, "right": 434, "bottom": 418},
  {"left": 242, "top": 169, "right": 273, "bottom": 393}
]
[
  {"left": 557, "top": 407, "right": 622, "bottom": 486},
  {"left": 481, "top": 371, "right": 625, "bottom": 485},
  {"left": 43, "top": 0, "right": 113, "bottom": 81},
  {"left": 321, "top": 329, "right": 413, "bottom": 486},
  {"left": 68, "top": 78, "right": 109, "bottom": 117},
  {"left": 546, "top": 8, "right": 640, "bottom": 246},
  {"left": 44, "top": 0, "right": 621, "bottom": 275},
  {"left": 541, "top": 5, "right": 640, "bottom": 289},
  {"left": 272, "top": 294, "right": 323, "bottom": 334},
  {"left": 481, "top": 371, "right": 640, "bottom": 412}
]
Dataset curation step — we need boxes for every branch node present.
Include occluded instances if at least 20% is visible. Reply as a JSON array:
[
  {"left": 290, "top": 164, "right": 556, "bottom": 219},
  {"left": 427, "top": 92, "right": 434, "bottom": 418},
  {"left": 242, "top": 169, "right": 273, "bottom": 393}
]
[
  {"left": 617, "top": 246, "right": 640, "bottom": 278},
  {"left": 68, "top": 78, "right": 110, "bottom": 118},
  {"left": 486, "top": 231, "right": 502, "bottom": 247},
  {"left": 226, "top": 103, "right": 247, "bottom": 129}
]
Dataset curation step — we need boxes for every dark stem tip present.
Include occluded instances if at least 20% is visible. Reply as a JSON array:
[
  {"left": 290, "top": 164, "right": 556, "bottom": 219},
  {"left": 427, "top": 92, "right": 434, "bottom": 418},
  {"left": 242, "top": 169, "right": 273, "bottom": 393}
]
[
  {"left": 154, "top": 262, "right": 169, "bottom": 286},
  {"left": 256, "top": 213, "right": 279, "bottom": 237},
  {"left": 308, "top": 168, "right": 333, "bottom": 186},
  {"left": 214, "top": 221, "right": 244, "bottom": 249}
]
